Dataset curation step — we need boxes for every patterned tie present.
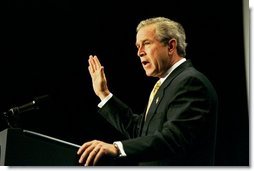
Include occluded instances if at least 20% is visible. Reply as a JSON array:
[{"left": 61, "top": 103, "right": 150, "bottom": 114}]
[{"left": 145, "top": 80, "right": 161, "bottom": 120}]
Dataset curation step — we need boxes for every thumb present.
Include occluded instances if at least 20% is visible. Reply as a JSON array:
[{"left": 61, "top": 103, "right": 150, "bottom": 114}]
[{"left": 100, "top": 66, "right": 106, "bottom": 78}]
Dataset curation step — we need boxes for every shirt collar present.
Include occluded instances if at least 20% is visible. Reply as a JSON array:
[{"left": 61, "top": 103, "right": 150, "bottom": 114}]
[{"left": 159, "top": 58, "right": 186, "bottom": 84}]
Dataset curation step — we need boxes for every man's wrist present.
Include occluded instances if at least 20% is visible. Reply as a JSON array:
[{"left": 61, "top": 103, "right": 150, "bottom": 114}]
[
  {"left": 113, "top": 141, "right": 127, "bottom": 157},
  {"left": 98, "top": 93, "right": 113, "bottom": 108},
  {"left": 98, "top": 90, "right": 110, "bottom": 101},
  {"left": 113, "top": 142, "right": 120, "bottom": 157}
]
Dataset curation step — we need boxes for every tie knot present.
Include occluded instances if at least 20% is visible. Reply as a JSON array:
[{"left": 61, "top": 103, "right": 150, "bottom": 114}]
[{"left": 152, "top": 80, "right": 161, "bottom": 93}]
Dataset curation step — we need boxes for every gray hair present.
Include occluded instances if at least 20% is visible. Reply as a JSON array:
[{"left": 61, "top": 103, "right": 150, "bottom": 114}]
[{"left": 137, "top": 17, "right": 187, "bottom": 57}]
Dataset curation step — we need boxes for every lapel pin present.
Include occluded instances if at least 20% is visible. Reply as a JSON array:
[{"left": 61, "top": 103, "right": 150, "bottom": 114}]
[{"left": 156, "top": 97, "right": 159, "bottom": 104}]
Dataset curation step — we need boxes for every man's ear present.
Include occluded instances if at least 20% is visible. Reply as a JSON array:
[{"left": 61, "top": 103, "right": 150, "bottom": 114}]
[{"left": 168, "top": 38, "right": 177, "bottom": 54}]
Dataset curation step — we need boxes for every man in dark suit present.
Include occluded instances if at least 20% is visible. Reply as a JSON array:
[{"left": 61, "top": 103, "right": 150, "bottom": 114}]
[{"left": 77, "top": 17, "right": 218, "bottom": 166}]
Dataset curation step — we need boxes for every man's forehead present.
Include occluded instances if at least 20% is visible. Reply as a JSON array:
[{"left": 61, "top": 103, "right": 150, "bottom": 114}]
[{"left": 136, "top": 25, "right": 156, "bottom": 41}]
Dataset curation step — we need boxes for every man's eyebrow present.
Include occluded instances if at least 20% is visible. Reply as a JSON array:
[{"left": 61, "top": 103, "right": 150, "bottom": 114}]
[{"left": 136, "top": 39, "right": 149, "bottom": 46}]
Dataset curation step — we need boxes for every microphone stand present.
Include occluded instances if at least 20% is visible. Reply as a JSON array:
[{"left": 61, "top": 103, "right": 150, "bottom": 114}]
[{"left": 2, "top": 110, "right": 15, "bottom": 128}]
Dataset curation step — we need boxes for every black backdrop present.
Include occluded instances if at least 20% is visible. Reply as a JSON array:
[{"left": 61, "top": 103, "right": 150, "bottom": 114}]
[{"left": 0, "top": 0, "right": 249, "bottom": 166}]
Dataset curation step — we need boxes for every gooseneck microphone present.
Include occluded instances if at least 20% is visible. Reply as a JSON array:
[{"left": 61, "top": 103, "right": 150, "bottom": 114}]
[
  {"left": 2, "top": 94, "right": 49, "bottom": 128},
  {"left": 8, "top": 95, "right": 49, "bottom": 116}
]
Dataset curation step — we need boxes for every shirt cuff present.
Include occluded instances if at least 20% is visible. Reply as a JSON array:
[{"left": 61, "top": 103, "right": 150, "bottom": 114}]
[
  {"left": 98, "top": 93, "right": 113, "bottom": 108},
  {"left": 113, "top": 141, "right": 127, "bottom": 157}
]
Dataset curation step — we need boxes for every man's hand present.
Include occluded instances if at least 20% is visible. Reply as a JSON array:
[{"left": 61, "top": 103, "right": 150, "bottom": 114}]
[
  {"left": 88, "top": 55, "right": 110, "bottom": 100},
  {"left": 77, "top": 140, "right": 119, "bottom": 166}
]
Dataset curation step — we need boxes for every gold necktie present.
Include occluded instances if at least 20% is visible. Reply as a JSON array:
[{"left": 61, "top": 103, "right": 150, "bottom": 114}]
[{"left": 145, "top": 80, "right": 161, "bottom": 120}]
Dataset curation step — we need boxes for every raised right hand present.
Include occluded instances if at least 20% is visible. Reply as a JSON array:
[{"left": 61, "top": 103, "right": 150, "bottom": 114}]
[{"left": 88, "top": 55, "right": 110, "bottom": 100}]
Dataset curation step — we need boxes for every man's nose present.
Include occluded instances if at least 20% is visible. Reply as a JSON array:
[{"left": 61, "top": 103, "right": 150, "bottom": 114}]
[{"left": 137, "top": 48, "right": 145, "bottom": 57}]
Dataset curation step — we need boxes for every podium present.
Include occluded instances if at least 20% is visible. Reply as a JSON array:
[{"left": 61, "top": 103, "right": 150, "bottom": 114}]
[{"left": 0, "top": 128, "right": 81, "bottom": 166}]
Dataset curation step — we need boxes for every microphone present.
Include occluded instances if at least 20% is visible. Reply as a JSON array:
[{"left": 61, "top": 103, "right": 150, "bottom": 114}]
[
  {"left": 8, "top": 95, "right": 48, "bottom": 115},
  {"left": 2, "top": 94, "right": 49, "bottom": 128},
  {"left": 7, "top": 94, "right": 49, "bottom": 116}
]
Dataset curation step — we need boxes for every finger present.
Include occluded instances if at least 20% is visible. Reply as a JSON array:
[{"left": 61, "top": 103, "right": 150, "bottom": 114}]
[
  {"left": 100, "top": 66, "right": 105, "bottom": 79},
  {"left": 88, "top": 65, "right": 93, "bottom": 76},
  {"left": 78, "top": 144, "right": 94, "bottom": 164},
  {"left": 93, "top": 149, "right": 103, "bottom": 166},
  {"left": 79, "top": 140, "right": 100, "bottom": 164},
  {"left": 88, "top": 56, "right": 95, "bottom": 73},
  {"left": 89, "top": 55, "right": 98, "bottom": 71},
  {"left": 85, "top": 147, "right": 101, "bottom": 166},
  {"left": 93, "top": 55, "right": 102, "bottom": 69},
  {"left": 77, "top": 141, "right": 93, "bottom": 155}
]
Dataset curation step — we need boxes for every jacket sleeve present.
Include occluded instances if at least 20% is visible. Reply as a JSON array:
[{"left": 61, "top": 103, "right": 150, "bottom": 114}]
[{"left": 98, "top": 96, "right": 143, "bottom": 139}]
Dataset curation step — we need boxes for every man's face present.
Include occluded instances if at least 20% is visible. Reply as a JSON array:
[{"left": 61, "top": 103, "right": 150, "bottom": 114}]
[{"left": 136, "top": 25, "right": 171, "bottom": 78}]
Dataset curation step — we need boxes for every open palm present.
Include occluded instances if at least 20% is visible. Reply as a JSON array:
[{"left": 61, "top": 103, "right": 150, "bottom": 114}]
[{"left": 88, "top": 55, "right": 110, "bottom": 100}]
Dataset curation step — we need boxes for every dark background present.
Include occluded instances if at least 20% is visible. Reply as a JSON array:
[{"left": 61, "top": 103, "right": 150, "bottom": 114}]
[{"left": 0, "top": 0, "right": 249, "bottom": 166}]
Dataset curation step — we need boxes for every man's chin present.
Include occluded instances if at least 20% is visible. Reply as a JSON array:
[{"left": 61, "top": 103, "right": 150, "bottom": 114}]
[{"left": 145, "top": 71, "right": 155, "bottom": 77}]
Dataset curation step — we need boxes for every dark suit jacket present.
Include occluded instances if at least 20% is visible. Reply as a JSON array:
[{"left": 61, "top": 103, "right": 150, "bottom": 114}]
[{"left": 98, "top": 60, "right": 218, "bottom": 166}]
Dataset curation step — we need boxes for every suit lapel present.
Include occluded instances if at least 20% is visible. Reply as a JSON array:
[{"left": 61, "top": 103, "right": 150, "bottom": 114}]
[{"left": 142, "top": 60, "right": 193, "bottom": 134}]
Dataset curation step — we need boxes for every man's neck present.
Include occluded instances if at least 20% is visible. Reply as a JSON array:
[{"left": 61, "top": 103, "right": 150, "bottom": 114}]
[{"left": 159, "top": 58, "right": 186, "bottom": 84}]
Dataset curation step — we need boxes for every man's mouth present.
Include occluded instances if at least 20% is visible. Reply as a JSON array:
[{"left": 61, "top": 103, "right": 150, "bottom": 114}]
[{"left": 142, "top": 61, "right": 149, "bottom": 66}]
